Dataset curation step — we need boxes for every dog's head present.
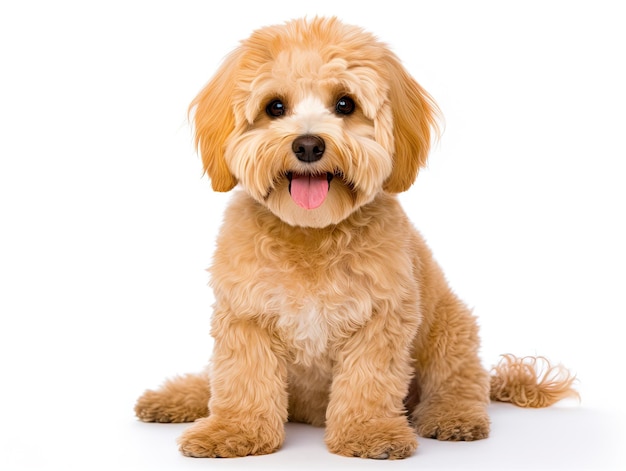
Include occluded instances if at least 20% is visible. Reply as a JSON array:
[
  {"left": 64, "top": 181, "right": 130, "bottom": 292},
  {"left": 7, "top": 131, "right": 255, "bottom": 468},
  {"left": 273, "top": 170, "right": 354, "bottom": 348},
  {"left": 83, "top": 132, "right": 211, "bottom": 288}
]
[{"left": 191, "top": 17, "right": 439, "bottom": 228}]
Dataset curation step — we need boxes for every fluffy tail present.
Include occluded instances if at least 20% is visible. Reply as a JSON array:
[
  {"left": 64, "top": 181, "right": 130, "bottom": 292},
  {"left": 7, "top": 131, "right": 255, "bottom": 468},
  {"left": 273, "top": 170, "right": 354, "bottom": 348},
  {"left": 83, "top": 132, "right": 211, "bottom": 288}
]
[{"left": 490, "top": 354, "right": 580, "bottom": 407}]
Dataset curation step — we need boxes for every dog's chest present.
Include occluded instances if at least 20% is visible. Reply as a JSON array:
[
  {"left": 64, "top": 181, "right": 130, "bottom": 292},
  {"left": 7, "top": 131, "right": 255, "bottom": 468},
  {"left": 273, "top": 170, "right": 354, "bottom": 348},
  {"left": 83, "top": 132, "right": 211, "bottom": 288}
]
[
  {"left": 276, "top": 299, "right": 328, "bottom": 366},
  {"left": 274, "top": 286, "right": 371, "bottom": 367}
]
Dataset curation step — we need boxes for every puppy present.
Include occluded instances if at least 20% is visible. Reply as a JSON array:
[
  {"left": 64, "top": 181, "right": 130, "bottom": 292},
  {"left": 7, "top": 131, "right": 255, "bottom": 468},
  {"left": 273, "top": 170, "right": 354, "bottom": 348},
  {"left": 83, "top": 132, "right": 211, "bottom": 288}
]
[{"left": 135, "top": 17, "right": 578, "bottom": 459}]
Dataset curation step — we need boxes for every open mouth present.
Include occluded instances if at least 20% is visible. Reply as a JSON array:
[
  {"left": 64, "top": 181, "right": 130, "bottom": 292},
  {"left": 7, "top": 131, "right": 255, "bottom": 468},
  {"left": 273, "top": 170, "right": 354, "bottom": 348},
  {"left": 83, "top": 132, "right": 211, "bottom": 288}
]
[{"left": 287, "top": 172, "right": 333, "bottom": 210}]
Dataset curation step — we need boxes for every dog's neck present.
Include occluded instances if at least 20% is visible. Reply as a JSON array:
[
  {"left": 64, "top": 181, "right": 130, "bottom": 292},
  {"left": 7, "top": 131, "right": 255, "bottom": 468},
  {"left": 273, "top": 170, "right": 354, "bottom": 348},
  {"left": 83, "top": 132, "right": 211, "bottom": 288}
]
[{"left": 224, "top": 190, "right": 402, "bottom": 251}]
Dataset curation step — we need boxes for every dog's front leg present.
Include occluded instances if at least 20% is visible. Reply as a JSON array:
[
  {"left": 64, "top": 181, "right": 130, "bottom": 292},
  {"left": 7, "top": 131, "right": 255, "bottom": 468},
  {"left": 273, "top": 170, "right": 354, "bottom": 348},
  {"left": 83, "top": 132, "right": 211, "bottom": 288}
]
[
  {"left": 324, "top": 310, "right": 418, "bottom": 459},
  {"left": 178, "top": 317, "right": 287, "bottom": 457}
]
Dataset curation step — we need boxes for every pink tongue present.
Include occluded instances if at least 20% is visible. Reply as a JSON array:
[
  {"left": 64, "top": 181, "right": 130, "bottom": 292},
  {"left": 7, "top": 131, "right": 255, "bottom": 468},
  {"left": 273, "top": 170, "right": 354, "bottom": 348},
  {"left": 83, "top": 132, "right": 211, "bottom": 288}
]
[{"left": 290, "top": 174, "right": 329, "bottom": 210}]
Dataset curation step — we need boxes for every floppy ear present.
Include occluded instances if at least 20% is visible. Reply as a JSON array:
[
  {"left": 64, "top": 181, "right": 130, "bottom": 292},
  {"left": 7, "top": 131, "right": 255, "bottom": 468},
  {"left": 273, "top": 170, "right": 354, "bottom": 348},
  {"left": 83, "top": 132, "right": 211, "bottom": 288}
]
[
  {"left": 189, "top": 52, "right": 239, "bottom": 192},
  {"left": 383, "top": 54, "right": 440, "bottom": 193}
]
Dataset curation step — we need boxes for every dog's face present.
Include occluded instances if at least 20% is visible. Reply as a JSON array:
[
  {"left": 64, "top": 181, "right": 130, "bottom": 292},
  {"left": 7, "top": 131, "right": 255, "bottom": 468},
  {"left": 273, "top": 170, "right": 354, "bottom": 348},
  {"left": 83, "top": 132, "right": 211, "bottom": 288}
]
[{"left": 191, "top": 17, "right": 438, "bottom": 228}]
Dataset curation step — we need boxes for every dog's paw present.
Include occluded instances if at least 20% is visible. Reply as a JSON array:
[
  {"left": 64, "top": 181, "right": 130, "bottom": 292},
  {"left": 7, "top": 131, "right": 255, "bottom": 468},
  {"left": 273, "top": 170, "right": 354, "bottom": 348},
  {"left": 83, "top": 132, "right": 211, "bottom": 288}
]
[
  {"left": 325, "top": 417, "right": 417, "bottom": 460},
  {"left": 413, "top": 403, "right": 490, "bottom": 441},
  {"left": 178, "top": 416, "right": 284, "bottom": 458},
  {"left": 135, "top": 374, "right": 210, "bottom": 423},
  {"left": 135, "top": 389, "right": 206, "bottom": 423},
  {"left": 134, "top": 390, "right": 191, "bottom": 423}
]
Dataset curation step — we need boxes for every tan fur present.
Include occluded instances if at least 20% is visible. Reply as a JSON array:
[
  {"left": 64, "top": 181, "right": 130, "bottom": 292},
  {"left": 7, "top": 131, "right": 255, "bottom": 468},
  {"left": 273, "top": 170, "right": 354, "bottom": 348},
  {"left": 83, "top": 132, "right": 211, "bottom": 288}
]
[
  {"left": 490, "top": 354, "right": 580, "bottom": 408},
  {"left": 134, "top": 372, "right": 210, "bottom": 423},
  {"left": 135, "top": 17, "right": 578, "bottom": 460}
]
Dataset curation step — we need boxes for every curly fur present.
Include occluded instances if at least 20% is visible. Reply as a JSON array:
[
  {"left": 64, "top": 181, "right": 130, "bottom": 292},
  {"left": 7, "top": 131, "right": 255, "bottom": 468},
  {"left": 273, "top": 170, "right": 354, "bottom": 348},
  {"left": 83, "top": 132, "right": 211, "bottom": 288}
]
[
  {"left": 490, "top": 354, "right": 579, "bottom": 408},
  {"left": 135, "top": 17, "right": 577, "bottom": 460}
]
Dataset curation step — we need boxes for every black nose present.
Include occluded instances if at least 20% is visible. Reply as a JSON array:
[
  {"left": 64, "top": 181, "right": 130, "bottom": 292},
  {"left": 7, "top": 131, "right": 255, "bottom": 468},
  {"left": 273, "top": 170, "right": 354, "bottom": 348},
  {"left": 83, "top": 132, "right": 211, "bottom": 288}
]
[{"left": 292, "top": 135, "right": 325, "bottom": 162}]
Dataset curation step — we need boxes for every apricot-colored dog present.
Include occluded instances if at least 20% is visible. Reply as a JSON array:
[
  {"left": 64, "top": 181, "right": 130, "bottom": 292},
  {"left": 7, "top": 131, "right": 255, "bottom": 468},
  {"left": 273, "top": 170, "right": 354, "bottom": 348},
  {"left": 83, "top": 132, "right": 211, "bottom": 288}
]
[{"left": 135, "top": 17, "right": 577, "bottom": 459}]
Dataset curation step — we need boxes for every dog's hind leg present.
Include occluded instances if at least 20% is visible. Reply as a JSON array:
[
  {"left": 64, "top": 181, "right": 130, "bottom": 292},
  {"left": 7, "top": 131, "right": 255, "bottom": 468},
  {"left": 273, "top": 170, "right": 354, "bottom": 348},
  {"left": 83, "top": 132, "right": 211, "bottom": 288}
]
[
  {"left": 135, "top": 371, "right": 210, "bottom": 423},
  {"left": 409, "top": 291, "right": 491, "bottom": 441},
  {"left": 287, "top": 366, "right": 331, "bottom": 427}
]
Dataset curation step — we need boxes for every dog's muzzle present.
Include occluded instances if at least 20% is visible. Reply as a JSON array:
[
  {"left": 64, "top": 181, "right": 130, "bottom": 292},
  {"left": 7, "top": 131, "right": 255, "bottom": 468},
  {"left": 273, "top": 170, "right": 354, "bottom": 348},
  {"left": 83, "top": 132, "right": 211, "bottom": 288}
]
[{"left": 287, "top": 135, "right": 330, "bottom": 210}]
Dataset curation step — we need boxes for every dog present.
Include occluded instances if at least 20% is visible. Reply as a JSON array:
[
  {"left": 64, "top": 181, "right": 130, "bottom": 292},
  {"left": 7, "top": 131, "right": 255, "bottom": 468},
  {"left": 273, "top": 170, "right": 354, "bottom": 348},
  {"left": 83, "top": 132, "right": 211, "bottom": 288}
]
[{"left": 135, "top": 17, "right": 578, "bottom": 459}]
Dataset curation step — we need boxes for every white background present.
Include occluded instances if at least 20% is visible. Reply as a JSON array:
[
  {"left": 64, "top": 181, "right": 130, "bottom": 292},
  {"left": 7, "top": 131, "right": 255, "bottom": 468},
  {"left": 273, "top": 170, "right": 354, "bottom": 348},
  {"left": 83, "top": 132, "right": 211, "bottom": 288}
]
[{"left": 1, "top": 0, "right": 625, "bottom": 469}]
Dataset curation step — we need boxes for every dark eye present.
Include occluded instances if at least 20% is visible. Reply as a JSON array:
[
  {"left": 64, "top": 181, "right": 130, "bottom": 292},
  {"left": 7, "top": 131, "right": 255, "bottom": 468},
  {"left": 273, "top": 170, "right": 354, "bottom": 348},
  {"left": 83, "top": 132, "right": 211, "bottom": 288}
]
[
  {"left": 335, "top": 96, "right": 355, "bottom": 115},
  {"left": 266, "top": 99, "right": 285, "bottom": 117}
]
